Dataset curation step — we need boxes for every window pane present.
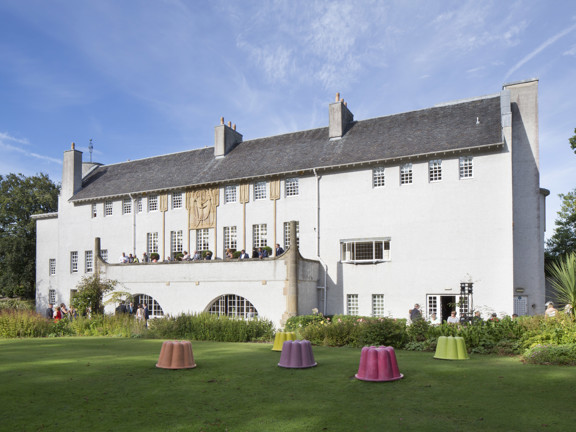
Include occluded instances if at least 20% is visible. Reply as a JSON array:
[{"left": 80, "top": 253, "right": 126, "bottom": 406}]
[
  {"left": 285, "top": 178, "right": 299, "bottom": 197},
  {"left": 372, "top": 167, "right": 385, "bottom": 187}
]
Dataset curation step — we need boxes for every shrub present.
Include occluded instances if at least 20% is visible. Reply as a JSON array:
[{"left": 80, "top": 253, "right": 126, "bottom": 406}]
[
  {"left": 0, "top": 298, "right": 35, "bottom": 311},
  {"left": 285, "top": 314, "right": 326, "bottom": 331},
  {"left": 0, "top": 310, "right": 52, "bottom": 338},
  {"left": 523, "top": 344, "right": 576, "bottom": 365}
]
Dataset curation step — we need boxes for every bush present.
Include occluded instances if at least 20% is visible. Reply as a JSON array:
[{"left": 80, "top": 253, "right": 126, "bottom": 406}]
[
  {"left": 0, "top": 298, "right": 35, "bottom": 311},
  {"left": 150, "top": 253, "right": 160, "bottom": 261},
  {"left": 0, "top": 310, "right": 52, "bottom": 338},
  {"left": 523, "top": 344, "right": 576, "bottom": 365},
  {"left": 285, "top": 314, "right": 326, "bottom": 331}
]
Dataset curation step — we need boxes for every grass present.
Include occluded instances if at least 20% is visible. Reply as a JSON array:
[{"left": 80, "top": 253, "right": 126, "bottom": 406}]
[{"left": 1, "top": 338, "right": 576, "bottom": 432}]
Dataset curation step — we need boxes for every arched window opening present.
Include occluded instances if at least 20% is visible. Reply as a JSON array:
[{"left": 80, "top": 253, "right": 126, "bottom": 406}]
[
  {"left": 133, "top": 294, "right": 164, "bottom": 318},
  {"left": 207, "top": 294, "right": 258, "bottom": 319}
]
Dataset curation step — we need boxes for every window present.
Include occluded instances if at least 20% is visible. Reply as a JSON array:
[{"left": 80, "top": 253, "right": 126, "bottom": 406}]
[
  {"left": 85, "top": 251, "right": 93, "bottom": 273},
  {"left": 172, "top": 192, "right": 183, "bottom": 209},
  {"left": 459, "top": 156, "right": 473, "bottom": 179},
  {"left": 91, "top": 204, "right": 97, "bottom": 218},
  {"left": 100, "top": 249, "right": 108, "bottom": 263},
  {"left": 122, "top": 198, "right": 132, "bottom": 215},
  {"left": 136, "top": 198, "right": 143, "bottom": 213},
  {"left": 340, "top": 239, "right": 391, "bottom": 263},
  {"left": 347, "top": 294, "right": 359, "bottom": 315},
  {"left": 147, "top": 232, "right": 159, "bottom": 254},
  {"left": 70, "top": 251, "right": 78, "bottom": 273},
  {"left": 170, "top": 230, "right": 183, "bottom": 257},
  {"left": 49, "top": 259, "right": 56, "bottom": 276},
  {"left": 224, "top": 185, "right": 237, "bottom": 204},
  {"left": 428, "top": 296, "right": 438, "bottom": 317},
  {"left": 223, "top": 226, "right": 237, "bottom": 251},
  {"left": 148, "top": 195, "right": 158, "bottom": 212},
  {"left": 283, "top": 221, "right": 300, "bottom": 248},
  {"left": 208, "top": 294, "right": 258, "bottom": 319},
  {"left": 372, "top": 167, "right": 385, "bottom": 187},
  {"left": 49, "top": 289, "right": 56, "bottom": 304},
  {"left": 196, "top": 228, "right": 210, "bottom": 251},
  {"left": 70, "top": 289, "right": 77, "bottom": 303},
  {"left": 429, "top": 160, "right": 442, "bottom": 182},
  {"left": 104, "top": 201, "right": 113, "bottom": 216},
  {"left": 253, "top": 224, "right": 267, "bottom": 248},
  {"left": 133, "top": 294, "right": 164, "bottom": 318},
  {"left": 254, "top": 181, "right": 267, "bottom": 200},
  {"left": 372, "top": 294, "right": 385, "bottom": 317},
  {"left": 285, "top": 178, "right": 299, "bottom": 197},
  {"left": 400, "top": 163, "right": 413, "bottom": 185}
]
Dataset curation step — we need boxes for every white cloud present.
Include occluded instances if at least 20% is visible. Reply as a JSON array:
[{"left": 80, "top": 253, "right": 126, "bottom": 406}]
[{"left": 0, "top": 132, "right": 62, "bottom": 165}]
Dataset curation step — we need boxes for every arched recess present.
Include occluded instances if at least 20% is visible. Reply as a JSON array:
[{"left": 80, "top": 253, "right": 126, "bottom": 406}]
[
  {"left": 206, "top": 294, "right": 258, "bottom": 319},
  {"left": 133, "top": 294, "right": 164, "bottom": 318}
]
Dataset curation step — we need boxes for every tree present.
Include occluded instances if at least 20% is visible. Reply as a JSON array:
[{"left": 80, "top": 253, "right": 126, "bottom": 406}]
[
  {"left": 546, "top": 252, "right": 576, "bottom": 318},
  {"left": 545, "top": 188, "right": 576, "bottom": 261},
  {"left": 0, "top": 173, "right": 59, "bottom": 298},
  {"left": 570, "top": 128, "right": 576, "bottom": 155},
  {"left": 71, "top": 274, "right": 118, "bottom": 315}
]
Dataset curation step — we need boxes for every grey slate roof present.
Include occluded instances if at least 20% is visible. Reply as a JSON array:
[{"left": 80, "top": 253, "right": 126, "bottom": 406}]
[{"left": 71, "top": 95, "right": 503, "bottom": 202}]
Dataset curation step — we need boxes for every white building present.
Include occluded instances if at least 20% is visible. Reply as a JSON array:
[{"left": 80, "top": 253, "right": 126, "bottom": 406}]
[{"left": 34, "top": 79, "right": 548, "bottom": 327}]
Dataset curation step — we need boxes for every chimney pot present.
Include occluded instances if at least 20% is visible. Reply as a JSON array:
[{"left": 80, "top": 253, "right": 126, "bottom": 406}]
[
  {"left": 233, "top": 124, "right": 236, "bottom": 131},
  {"left": 220, "top": 117, "right": 224, "bottom": 125},
  {"left": 71, "top": 142, "right": 75, "bottom": 150},
  {"left": 336, "top": 92, "right": 340, "bottom": 102},
  {"left": 227, "top": 121, "right": 231, "bottom": 127}
]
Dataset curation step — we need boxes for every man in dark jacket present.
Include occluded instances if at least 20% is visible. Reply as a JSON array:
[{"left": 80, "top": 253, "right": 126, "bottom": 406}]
[{"left": 46, "top": 303, "right": 54, "bottom": 319}]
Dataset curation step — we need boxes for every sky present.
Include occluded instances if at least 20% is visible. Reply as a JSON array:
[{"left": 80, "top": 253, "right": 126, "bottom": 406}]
[{"left": 0, "top": 0, "right": 575, "bottom": 239}]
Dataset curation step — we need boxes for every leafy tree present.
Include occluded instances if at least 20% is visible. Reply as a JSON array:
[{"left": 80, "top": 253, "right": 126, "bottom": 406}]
[
  {"left": 71, "top": 274, "right": 118, "bottom": 315},
  {"left": 546, "top": 188, "right": 576, "bottom": 260},
  {"left": 547, "top": 252, "right": 576, "bottom": 318},
  {"left": 0, "top": 173, "right": 59, "bottom": 298},
  {"left": 570, "top": 128, "right": 576, "bottom": 155}
]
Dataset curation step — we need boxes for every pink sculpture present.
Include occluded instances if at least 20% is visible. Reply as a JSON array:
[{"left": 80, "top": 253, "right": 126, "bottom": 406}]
[
  {"left": 278, "top": 340, "right": 317, "bottom": 368},
  {"left": 156, "top": 340, "right": 197, "bottom": 369},
  {"left": 355, "top": 346, "right": 403, "bottom": 382}
]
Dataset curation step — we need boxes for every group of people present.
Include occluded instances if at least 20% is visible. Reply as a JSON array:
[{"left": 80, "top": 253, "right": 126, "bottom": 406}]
[
  {"left": 46, "top": 303, "right": 78, "bottom": 322},
  {"left": 115, "top": 301, "right": 150, "bottom": 324}
]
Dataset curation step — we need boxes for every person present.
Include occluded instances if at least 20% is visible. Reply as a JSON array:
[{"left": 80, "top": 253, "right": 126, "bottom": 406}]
[
  {"left": 489, "top": 313, "right": 499, "bottom": 322},
  {"left": 60, "top": 303, "right": 69, "bottom": 318},
  {"left": 46, "top": 303, "right": 54, "bottom": 319},
  {"left": 472, "top": 310, "right": 483, "bottom": 323},
  {"left": 143, "top": 304, "right": 150, "bottom": 327},
  {"left": 447, "top": 311, "right": 459, "bottom": 324},
  {"left": 258, "top": 247, "right": 268, "bottom": 259},
  {"left": 252, "top": 248, "right": 259, "bottom": 259},
  {"left": 136, "top": 304, "right": 144, "bottom": 322},
  {"left": 132, "top": 255, "right": 139, "bottom": 263},
  {"left": 545, "top": 301, "right": 557, "bottom": 318},
  {"left": 204, "top": 251, "right": 212, "bottom": 260},
  {"left": 511, "top": 313, "right": 518, "bottom": 319},
  {"left": 226, "top": 249, "right": 234, "bottom": 259},
  {"left": 275, "top": 244, "right": 285, "bottom": 256},
  {"left": 128, "top": 302, "right": 135, "bottom": 315},
  {"left": 142, "top": 252, "right": 150, "bottom": 263},
  {"left": 239, "top": 249, "right": 250, "bottom": 259},
  {"left": 429, "top": 312, "right": 441, "bottom": 325},
  {"left": 182, "top": 251, "right": 191, "bottom": 261},
  {"left": 128, "top": 253, "right": 134, "bottom": 263},
  {"left": 119, "top": 252, "right": 128, "bottom": 263},
  {"left": 409, "top": 303, "right": 422, "bottom": 322},
  {"left": 192, "top": 251, "right": 201, "bottom": 261},
  {"left": 53, "top": 306, "right": 62, "bottom": 322}
]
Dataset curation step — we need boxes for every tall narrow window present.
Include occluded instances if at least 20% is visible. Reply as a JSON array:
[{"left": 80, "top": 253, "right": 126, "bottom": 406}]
[
  {"left": 148, "top": 195, "right": 158, "bottom": 212},
  {"left": 223, "top": 226, "right": 237, "bottom": 251},
  {"left": 372, "top": 167, "right": 385, "bottom": 187},
  {"left": 429, "top": 160, "right": 442, "bottom": 182},
  {"left": 400, "top": 163, "right": 413, "bottom": 185},
  {"left": 91, "top": 204, "right": 97, "bottom": 218},
  {"left": 372, "top": 294, "right": 385, "bottom": 317},
  {"left": 85, "top": 251, "right": 93, "bottom": 273},
  {"left": 254, "top": 181, "right": 267, "bottom": 200},
  {"left": 459, "top": 156, "right": 473, "bottom": 179},
  {"left": 104, "top": 201, "right": 113, "bottom": 216},
  {"left": 283, "top": 221, "right": 300, "bottom": 248},
  {"left": 285, "top": 178, "right": 299, "bottom": 197},
  {"left": 170, "top": 230, "right": 183, "bottom": 257},
  {"left": 147, "top": 232, "right": 159, "bottom": 254},
  {"left": 347, "top": 294, "right": 359, "bottom": 315},
  {"left": 224, "top": 185, "right": 237, "bottom": 204},
  {"left": 172, "top": 192, "right": 183, "bottom": 209},
  {"left": 70, "top": 251, "right": 78, "bottom": 273},
  {"left": 49, "top": 289, "right": 56, "bottom": 304},
  {"left": 252, "top": 224, "right": 267, "bottom": 248},
  {"left": 122, "top": 198, "right": 132, "bottom": 215},
  {"left": 196, "top": 228, "right": 210, "bottom": 251},
  {"left": 49, "top": 259, "right": 56, "bottom": 276},
  {"left": 100, "top": 249, "right": 108, "bottom": 262},
  {"left": 136, "top": 198, "right": 143, "bottom": 213}
]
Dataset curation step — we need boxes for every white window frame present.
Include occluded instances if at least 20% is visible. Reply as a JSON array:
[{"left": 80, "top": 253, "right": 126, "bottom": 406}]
[
  {"left": 147, "top": 232, "right": 159, "bottom": 254},
  {"left": 223, "top": 226, "right": 237, "bottom": 251},
  {"left": 122, "top": 198, "right": 132, "bottom": 215},
  {"left": 372, "top": 294, "right": 385, "bottom": 317},
  {"left": 85, "top": 250, "right": 93, "bottom": 273},
  {"left": 283, "top": 221, "right": 300, "bottom": 248},
  {"left": 49, "top": 259, "right": 56, "bottom": 276},
  {"left": 170, "top": 230, "right": 183, "bottom": 257},
  {"left": 148, "top": 195, "right": 158, "bottom": 212},
  {"left": 285, "top": 178, "right": 299, "bottom": 197},
  {"left": 91, "top": 203, "right": 97, "bottom": 218},
  {"left": 104, "top": 201, "right": 113, "bottom": 216},
  {"left": 100, "top": 249, "right": 108, "bottom": 263},
  {"left": 429, "top": 159, "right": 442, "bottom": 182},
  {"left": 136, "top": 198, "right": 143, "bottom": 213},
  {"left": 340, "top": 238, "right": 391, "bottom": 264},
  {"left": 224, "top": 185, "right": 237, "bottom": 204},
  {"left": 254, "top": 181, "right": 267, "bottom": 200},
  {"left": 372, "top": 167, "right": 385, "bottom": 188},
  {"left": 70, "top": 251, "right": 78, "bottom": 273},
  {"left": 48, "top": 289, "right": 56, "bottom": 304},
  {"left": 252, "top": 224, "right": 267, "bottom": 248},
  {"left": 196, "top": 228, "right": 210, "bottom": 251},
  {"left": 459, "top": 156, "right": 473, "bottom": 179},
  {"left": 208, "top": 294, "right": 258, "bottom": 319},
  {"left": 347, "top": 294, "right": 359, "bottom": 315},
  {"left": 400, "top": 163, "right": 413, "bottom": 185},
  {"left": 172, "top": 192, "right": 183, "bottom": 209}
]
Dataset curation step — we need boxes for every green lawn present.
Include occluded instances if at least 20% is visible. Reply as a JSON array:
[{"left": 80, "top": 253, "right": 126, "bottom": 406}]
[{"left": 1, "top": 338, "right": 575, "bottom": 432}]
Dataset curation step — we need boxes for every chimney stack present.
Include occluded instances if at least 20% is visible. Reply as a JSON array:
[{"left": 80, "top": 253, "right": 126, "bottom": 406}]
[
  {"left": 62, "top": 142, "right": 83, "bottom": 199},
  {"left": 215, "top": 118, "right": 243, "bottom": 157},
  {"left": 329, "top": 93, "right": 354, "bottom": 139}
]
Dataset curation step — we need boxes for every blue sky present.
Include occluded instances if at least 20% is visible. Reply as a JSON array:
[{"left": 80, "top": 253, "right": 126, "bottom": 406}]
[{"left": 0, "top": 0, "right": 575, "bottom": 238}]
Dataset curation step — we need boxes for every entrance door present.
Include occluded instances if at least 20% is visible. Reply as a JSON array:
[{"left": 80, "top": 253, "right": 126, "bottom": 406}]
[{"left": 441, "top": 296, "right": 456, "bottom": 322}]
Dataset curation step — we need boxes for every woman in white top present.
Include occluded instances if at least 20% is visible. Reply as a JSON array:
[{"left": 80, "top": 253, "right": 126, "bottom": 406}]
[{"left": 447, "top": 311, "right": 459, "bottom": 324}]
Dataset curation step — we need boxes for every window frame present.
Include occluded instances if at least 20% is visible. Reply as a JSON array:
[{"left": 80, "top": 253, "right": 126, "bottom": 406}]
[
  {"left": 372, "top": 166, "right": 385, "bottom": 188},
  {"left": 170, "top": 230, "right": 183, "bottom": 257},
  {"left": 49, "top": 258, "right": 56, "bottom": 276},
  {"left": 223, "top": 226, "right": 238, "bottom": 251},
  {"left": 104, "top": 201, "right": 113, "bottom": 216},
  {"left": 283, "top": 221, "right": 300, "bottom": 248},
  {"left": 285, "top": 178, "right": 299, "bottom": 197},
  {"left": 252, "top": 223, "right": 268, "bottom": 248},
  {"left": 340, "top": 238, "right": 391, "bottom": 264},
  {"left": 172, "top": 192, "right": 183, "bottom": 209},
  {"left": 254, "top": 181, "right": 267, "bottom": 200},
  {"left": 122, "top": 198, "right": 132, "bottom": 215},
  {"left": 85, "top": 250, "right": 93, "bottom": 273},
  {"left": 372, "top": 294, "right": 385, "bottom": 317},
  {"left": 429, "top": 159, "right": 442, "bottom": 182},
  {"left": 147, "top": 232, "right": 159, "bottom": 254},
  {"left": 196, "top": 228, "right": 210, "bottom": 251},
  {"left": 347, "top": 294, "right": 359, "bottom": 315},
  {"left": 400, "top": 163, "right": 413, "bottom": 185},
  {"left": 224, "top": 185, "right": 238, "bottom": 204},
  {"left": 459, "top": 156, "right": 473, "bottom": 179},
  {"left": 148, "top": 195, "right": 159, "bottom": 212},
  {"left": 70, "top": 251, "right": 78, "bottom": 273}
]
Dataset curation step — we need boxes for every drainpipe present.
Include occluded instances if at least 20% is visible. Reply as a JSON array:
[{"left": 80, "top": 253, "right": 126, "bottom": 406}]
[{"left": 313, "top": 168, "right": 328, "bottom": 315}]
